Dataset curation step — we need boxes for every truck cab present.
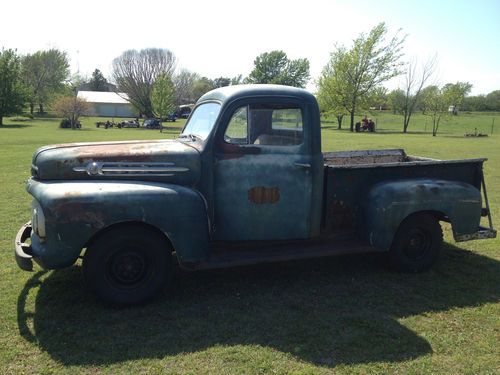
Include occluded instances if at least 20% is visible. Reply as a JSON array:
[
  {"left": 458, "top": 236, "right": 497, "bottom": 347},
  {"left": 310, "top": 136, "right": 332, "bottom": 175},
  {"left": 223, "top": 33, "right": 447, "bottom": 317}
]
[{"left": 15, "top": 85, "right": 496, "bottom": 305}]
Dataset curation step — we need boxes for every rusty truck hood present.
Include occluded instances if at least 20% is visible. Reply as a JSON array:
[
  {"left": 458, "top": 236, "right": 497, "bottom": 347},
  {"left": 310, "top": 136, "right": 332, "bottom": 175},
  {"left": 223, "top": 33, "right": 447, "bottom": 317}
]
[{"left": 32, "top": 139, "right": 201, "bottom": 185}]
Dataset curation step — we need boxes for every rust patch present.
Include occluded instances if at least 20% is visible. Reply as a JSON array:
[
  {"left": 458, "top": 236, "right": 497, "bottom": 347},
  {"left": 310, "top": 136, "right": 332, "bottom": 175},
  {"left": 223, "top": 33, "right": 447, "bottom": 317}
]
[
  {"left": 248, "top": 186, "right": 280, "bottom": 204},
  {"left": 52, "top": 202, "right": 106, "bottom": 229}
]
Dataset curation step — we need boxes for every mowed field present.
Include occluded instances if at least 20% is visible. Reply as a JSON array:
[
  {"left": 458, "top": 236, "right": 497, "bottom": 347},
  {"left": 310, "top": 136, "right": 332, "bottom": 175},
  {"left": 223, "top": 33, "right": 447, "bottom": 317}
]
[{"left": 0, "top": 112, "right": 499, "bottom": 374}]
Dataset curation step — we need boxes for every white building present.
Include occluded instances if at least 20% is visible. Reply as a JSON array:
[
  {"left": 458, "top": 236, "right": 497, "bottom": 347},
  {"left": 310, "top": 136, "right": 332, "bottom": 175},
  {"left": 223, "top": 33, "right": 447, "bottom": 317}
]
[{"left": 77, "top": 91, "right": 136, "bottom": 117}]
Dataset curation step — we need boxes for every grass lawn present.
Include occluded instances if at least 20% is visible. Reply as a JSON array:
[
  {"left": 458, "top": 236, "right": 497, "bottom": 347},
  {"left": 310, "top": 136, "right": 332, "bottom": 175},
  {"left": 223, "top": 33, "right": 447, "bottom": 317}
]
[{"left": 0, "top": 112, "right": 499, "bottom": 374}]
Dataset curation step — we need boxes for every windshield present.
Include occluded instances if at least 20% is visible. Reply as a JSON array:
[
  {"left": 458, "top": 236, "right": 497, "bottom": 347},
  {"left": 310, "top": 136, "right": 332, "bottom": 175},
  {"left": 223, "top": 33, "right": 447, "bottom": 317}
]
[{"left": 180, "top": 102, "right": 221, "bottom": 141}]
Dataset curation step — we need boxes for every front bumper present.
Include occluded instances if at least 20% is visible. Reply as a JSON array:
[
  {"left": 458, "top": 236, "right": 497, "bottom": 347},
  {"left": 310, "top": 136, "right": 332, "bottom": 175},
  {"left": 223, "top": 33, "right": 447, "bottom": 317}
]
[{"left": 14, "top": 222, "right": 34, "bottom": 271}]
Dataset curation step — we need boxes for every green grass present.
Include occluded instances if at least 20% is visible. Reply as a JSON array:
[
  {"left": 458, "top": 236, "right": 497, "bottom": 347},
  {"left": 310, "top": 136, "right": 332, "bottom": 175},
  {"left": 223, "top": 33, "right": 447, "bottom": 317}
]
[{"left": 0, "top": 112, "right": 499, "bottom": 374}]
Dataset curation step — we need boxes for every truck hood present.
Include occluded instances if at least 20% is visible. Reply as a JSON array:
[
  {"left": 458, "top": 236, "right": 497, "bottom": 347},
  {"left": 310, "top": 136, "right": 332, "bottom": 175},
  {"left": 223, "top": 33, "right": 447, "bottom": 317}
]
[{"left": 31, "top": 139, "right": 201, "bottom": 186}]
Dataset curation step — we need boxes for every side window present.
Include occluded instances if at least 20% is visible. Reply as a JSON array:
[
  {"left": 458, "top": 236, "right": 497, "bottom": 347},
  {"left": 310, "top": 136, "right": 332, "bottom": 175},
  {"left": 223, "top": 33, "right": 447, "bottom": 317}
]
[
  {"left": 225, "top": 106, "right": 248, "bottom": 144},
  {"left": 251, "top": 105, "right": 303, "bottom": 146},
  {"left": 224, "top": 103, "right": 303, "bottom": 147}
]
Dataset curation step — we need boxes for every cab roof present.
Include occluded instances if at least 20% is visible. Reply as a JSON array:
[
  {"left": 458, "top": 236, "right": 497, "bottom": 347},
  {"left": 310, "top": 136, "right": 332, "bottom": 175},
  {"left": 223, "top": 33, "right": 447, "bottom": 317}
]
[{"left": 197, "top": 84, "right": 317, "bottom": 106}]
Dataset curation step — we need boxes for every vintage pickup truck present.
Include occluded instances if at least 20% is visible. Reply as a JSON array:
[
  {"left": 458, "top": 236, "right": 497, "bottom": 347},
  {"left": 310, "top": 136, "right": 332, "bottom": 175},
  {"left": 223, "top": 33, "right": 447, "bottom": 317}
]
[{"left": 15, "top": 85, "right": 496, "bottom": 305}]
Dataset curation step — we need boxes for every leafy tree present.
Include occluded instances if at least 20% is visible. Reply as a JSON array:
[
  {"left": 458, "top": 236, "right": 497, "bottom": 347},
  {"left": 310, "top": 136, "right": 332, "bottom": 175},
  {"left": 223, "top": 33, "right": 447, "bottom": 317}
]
[
  {"left": 0, "top": 49, "right": 26, "bottom": 126},
  {"left": 421, "top": 85, "right": 446, "bottom": 136},
  {"left": 52, "top": 95, "right": 90, "bottom": 129},
  {"left": 230, "top": 74, "right": 243, "bottom": 85},
  {"left": 486, "top": 90, "right": 500, "bottom": 111},
  {"left": 245, "top": 50, "right": 310, "bottom": 88},
  {"left": 152, "top": 74, "right": 176, "bottom": 119},
  {"left": 388, "top": 89, "right": 406, "bottom": 114},
  {"left": 318, "top": 23, "right": 405, "bottom": 131},
  {"left": 442, "top": 81, "right": 472, "bottom": 114},
  {"left": 112, "top": 48, "right": 176, "bottom": 117},
  {"left": 88, "top": 69, "right": 108, "bottom": 91},
  {"left": 212, "top": 77, "right": 231, "bottom": 88},
  {"left": 191, "top": 77, "right": 214, "bottom": 101},
  {"left": 22, "top": 49, "right": 70, "bottom": 114},
  {"left": 317, "top": 74, "right": 350, "bottom": 129},
  {"left": 462, "top": 95, "right": 487, "bottom": 111},
  {"left": 366, "top": 86, "right": 388, "bottom": 110}
]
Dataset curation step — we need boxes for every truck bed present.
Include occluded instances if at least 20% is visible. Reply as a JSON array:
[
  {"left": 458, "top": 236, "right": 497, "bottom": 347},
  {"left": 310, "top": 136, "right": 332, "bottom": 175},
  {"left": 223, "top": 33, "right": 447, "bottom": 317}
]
[
  {"left": 321, "top": 149, "right": 486, "bottom": 236},
  {"left": 323, "top": 149, "right": 485, "bottom": 168}
]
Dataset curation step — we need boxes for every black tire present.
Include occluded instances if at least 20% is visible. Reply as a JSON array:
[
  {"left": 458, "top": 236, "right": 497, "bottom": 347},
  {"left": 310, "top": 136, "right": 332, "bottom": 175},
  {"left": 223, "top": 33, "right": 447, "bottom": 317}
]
[
  {"left": 389, "top": 213, "right": 443, "bottom": 272},
  {"left": 83, "top": 225, "right": 172, "bottom": 306}
]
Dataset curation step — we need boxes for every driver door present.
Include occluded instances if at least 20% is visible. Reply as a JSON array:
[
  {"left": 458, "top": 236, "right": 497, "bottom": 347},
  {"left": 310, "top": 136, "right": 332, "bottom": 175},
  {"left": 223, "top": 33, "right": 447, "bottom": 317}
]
[{"left": 213, "top": 100, "right": 313, "bottom": 241}]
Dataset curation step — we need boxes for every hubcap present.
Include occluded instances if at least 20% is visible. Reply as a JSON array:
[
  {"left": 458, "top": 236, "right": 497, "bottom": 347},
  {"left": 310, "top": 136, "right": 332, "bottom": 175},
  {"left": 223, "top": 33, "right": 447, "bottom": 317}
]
[
  {"left": 107, "top": 249, "right": 148, "bottom": 288},
  {"left": 404, "top": 228, "right": 431, "bottom": 260}
]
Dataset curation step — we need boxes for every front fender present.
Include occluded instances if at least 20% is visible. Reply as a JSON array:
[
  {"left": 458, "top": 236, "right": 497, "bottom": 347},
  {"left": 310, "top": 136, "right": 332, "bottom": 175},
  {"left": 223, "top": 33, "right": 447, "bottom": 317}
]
[
  {"left": 365, "top": 179, "right": 481, "bottom": 250},
  {"left": 27, "top": 179, "right": 210, "bottom": 268}
]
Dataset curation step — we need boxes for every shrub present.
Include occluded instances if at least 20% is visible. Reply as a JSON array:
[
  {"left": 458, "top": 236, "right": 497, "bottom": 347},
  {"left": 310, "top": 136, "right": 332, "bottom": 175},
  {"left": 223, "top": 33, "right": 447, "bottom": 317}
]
[{"left": 59, "top": 118, "right": 81, "bottom": 129}]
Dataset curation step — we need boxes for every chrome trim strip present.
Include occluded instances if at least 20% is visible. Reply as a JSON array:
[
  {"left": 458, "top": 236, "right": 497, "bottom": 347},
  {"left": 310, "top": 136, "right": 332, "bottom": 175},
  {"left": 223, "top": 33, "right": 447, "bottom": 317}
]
[
  {"left": 73, "top": 162, "right": 189, "bottom": 176},
  {"left": 101, "top": 166, "right": 189, "bottom": 173}
]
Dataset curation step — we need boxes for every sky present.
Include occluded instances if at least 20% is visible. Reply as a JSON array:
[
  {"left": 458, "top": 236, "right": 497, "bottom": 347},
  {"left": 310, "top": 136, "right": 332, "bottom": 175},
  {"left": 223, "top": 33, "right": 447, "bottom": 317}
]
[{"left": 1, "top": 0, "right": 499, "bottom": 95}]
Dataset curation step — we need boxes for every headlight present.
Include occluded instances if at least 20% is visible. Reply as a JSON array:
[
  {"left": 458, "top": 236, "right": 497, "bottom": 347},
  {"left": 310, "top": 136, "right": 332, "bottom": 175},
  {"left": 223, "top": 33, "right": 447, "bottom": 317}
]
[{"left": 31, "top": 200, "right": 46, "bottom": 238}]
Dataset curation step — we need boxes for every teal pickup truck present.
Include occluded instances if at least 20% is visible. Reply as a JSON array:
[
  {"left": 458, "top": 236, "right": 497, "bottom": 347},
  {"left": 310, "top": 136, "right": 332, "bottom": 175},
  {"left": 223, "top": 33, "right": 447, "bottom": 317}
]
[{"left": 15, "top": 85, "right": 496, "bottom": 305}]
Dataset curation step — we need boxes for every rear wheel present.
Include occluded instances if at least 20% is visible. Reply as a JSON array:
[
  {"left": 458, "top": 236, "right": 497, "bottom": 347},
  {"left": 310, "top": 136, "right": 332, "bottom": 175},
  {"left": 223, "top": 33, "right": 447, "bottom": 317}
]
[
  {"left": 389, "top": 213, "right": 443, "bottom": 272},
  {"left": 83, "top": 225, "right": 172, "bottom": 305}
]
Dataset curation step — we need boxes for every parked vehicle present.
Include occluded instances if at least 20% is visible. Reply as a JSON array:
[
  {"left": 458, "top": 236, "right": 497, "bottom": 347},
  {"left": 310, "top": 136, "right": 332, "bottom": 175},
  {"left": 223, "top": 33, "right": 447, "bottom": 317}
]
[
  {"left": 96, "top": 121, "right": 114, "bottom": 129},
  {"left": 162, "top": 114, "right": 177, "bottom": 122},
  {"left": 143, "top": 118, "right": 162, "bottom": 129},
  {"left": 15, "top": 85, "right": 496, "bottom": 305},
  {"left": 117, "top": 120, "right": 140, "bottom": 128},
  {"left": 176, "top": 104, "right": 193, "bottom": 119}
]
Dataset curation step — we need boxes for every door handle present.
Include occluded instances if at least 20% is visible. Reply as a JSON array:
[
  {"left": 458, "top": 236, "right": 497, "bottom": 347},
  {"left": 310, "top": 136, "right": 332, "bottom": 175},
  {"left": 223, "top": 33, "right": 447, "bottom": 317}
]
[{"left": 294, "top": 162, "right": 311, "bottom": 169}]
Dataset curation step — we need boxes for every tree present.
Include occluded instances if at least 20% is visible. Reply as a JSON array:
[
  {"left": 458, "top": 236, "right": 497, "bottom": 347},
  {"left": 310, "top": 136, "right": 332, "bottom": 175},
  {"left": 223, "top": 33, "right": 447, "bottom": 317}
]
[
  {"left": 462, "top": 95, "right": 487, "bottom": 111},
  {"left": 230, "top": 74, "right": 243, "bottom": 85},
  {"left": 22, "top": 49, "right": 70, "bottom": 114},
  {"left": 442, "top": 81, "right": 472, "bottom": 114},
  {"left": 400, "top": 57, "right": 436, "bottom": 132},
  {"left": 172, "top": 69, "right": 199, "bottom": 105},
  {"left": 245, "top": 50, "right": 310, "bottom": 88},
  {"left": 52, "top": 95, "right": 90, "bottom": 129},
  {"left": 152, "top": 74, "right": 175, "bottom": 119},
  {"left": 191, "top": 77, "right": 214, "bottom": 101},
  {"left": 388, "top": 89, "right": 406, "bottom": 114},
  {"left": 485, "top": 90, "right": 500, "bottom": 111},
  {"left": 421, "top": 85, "right": 446, "bottom": 136},
  {"left": 318, "top": 23, "right": 405, "bottom": 131},
  {"left": 212, "top": 77, "right": 231, "bottom": 88},
  {"left": 317, "top": 73, "right": 350, "bottom": 129},
  {"left": 112, "top": 48, "right": 176, "bottom": 117},
  {"left": 88, "top": 69, "right": 108, "bottom": 91},
  {"left": 0, "top": 49, "right": 26, "bottom": 126}
]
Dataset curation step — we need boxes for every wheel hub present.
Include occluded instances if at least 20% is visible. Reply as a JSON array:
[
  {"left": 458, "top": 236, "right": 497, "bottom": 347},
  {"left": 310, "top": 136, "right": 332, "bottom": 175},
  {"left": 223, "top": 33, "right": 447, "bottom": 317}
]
[
  {"left": 108, "top": 250, "right": 148, "bottom": 287},
  {"left": 404, "top": 228, "right": 431, "bottom": 260}
]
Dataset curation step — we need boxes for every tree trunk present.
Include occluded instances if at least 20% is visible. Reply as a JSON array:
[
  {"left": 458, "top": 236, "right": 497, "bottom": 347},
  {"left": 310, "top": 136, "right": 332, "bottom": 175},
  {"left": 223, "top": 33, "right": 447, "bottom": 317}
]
[
  {"left": 0, "top": 116, "right": 3, "bottom": 126},
  {"left": 38, "top": 103, "right": 44, "bottom": 114},
  {"left": 30, "top": 102, "right": 34, "bottom": 115},
  {"left": 337, "top": 114, "right": 343, "bottom": 130},
  {"left": 349, "top": 111, "right": 355, "bottom": 132}
]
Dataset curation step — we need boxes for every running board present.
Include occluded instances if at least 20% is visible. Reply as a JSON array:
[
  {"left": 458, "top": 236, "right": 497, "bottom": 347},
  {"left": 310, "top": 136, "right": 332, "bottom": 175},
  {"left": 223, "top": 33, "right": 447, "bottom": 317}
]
[{"left": 181, "top": 239, "right": 379, "bottom": 271}]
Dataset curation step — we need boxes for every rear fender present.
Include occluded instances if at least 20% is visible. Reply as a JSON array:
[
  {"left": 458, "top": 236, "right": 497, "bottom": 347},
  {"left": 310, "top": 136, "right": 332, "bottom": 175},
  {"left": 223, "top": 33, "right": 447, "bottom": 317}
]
[
  {"left": 28, "top": 179, "right": 210, "bottom": 268},
  {"left": 364, "top": 179, "right": 481, "bottom": 250}
]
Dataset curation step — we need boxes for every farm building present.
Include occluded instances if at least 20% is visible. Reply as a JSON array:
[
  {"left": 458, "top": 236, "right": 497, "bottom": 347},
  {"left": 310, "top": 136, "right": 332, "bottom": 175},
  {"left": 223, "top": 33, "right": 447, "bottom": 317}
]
[{"left": 77, "top": 91, "right": 137, "bottom": 117}]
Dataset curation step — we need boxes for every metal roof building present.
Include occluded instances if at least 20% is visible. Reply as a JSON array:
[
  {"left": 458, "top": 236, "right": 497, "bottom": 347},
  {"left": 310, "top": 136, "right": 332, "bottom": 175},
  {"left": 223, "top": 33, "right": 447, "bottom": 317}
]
[{"left": 77, "top": 91, "right": 137, "bottom": 118}]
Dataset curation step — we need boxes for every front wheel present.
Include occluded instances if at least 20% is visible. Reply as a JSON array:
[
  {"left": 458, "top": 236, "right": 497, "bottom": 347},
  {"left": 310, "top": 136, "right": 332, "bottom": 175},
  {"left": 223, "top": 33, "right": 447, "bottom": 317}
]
[
  {"left": 83, "top": 225, "right": 172, "bottom": 305},
  {"left": 389, "top": 213, "right": 443, "bottom": 272}
]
